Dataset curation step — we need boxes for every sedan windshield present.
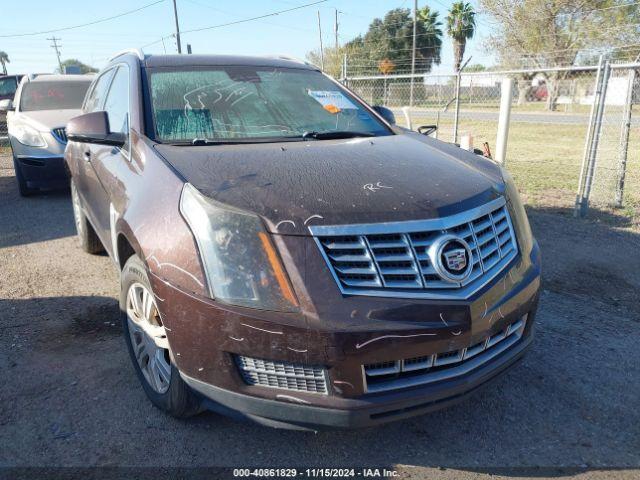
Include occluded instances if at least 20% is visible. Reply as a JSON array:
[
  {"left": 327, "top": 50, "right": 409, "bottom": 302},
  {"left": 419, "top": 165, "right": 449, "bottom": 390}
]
[
  {"left": 20, "top": 81, "right": 91, "bottom": 111},
  {"left": 148, "top": 66, "right": 391, "bottom": 142}
]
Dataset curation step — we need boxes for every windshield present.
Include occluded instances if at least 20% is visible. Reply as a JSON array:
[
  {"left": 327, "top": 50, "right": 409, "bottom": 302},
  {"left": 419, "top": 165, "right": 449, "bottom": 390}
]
[
  {"left": 20, "top": 81, "right": 91, "bottom": 111},
  {"left": 148, "top": 66, "right": 391, "bottom": 142},
  {"left": 0, "top": 77, "right": 18, "bottom": 97}
]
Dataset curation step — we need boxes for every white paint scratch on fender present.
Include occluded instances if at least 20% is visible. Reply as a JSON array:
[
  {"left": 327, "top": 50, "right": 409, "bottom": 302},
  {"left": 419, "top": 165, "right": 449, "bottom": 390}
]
[
  {"left": 303, "top": 214, "right": 324, "bottom": 225},
  {"left": 276, "top": 394, "right": 310, "bottom": 404},
  {"left": 240, "top": 323, "right": 283, "bottom": 335},
  {"left": 274, "top": 220, "right": 296, "bottom": 231},
  {"left": 356, "top": 332, "right": 436, "bottom": 349}
]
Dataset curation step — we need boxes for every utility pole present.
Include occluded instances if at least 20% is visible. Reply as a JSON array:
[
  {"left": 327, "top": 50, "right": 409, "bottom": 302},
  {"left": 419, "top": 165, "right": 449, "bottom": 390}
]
[
  {"left": 317, "top": 10, "right": 325, "bottom": 72},
  {"left": 172, "top": 0, "right": 182, "bottom": 54},
  {"left": 48, "top": 36, "right": 63, "bottom": 73},
  {"left": 410, "top": 0, "right": 417, "bottom": 107},
  {"left": 334, "top": 9, "right": 339, "bottom": 51}
]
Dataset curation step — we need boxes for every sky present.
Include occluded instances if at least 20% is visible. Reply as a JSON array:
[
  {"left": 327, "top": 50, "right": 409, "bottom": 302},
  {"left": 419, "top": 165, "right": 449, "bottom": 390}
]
[{"left": 1, "top": 0, "right": 494, "bottom": 76}]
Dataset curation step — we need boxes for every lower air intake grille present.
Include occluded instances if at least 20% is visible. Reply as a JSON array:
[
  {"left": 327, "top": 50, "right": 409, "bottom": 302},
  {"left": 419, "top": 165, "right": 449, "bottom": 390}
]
[
  {"left": 52, "top": 127, "right": 67, "bottom": 144},
  {"left": 363, "top": 316, "right": 527, "bottom": 393},
  {"left": 235, "top": 355, "right": 328, "bottom": 394}
]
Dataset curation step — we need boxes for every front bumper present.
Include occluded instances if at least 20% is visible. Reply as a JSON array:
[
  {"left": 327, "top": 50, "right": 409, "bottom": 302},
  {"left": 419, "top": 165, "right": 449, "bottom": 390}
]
[
  {"left": 182, "top": 331, "right": 532, "bottom": 429},
  {"left": 15, "top": 155, "right": 68, "bottom": 189},
  {"left": 10, "top": 136, "right": 69, "bottom": 190},
  {"left": 150, "top": 242, "right": 541, "bottom": 430}
]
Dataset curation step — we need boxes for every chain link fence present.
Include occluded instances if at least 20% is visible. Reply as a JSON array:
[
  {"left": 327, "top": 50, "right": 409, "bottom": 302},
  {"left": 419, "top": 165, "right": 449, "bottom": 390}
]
[
  {"left": 345, "top": 64, "right": 640, "bottom": 228},
  {"left": 0, "top": 112, "right": 8, "bottom": 147}
]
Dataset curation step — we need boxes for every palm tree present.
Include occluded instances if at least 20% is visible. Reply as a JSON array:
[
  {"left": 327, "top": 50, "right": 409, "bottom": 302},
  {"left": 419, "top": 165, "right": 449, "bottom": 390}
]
[
  {"left": 418, "top": 5, "right": 443, "bottom": 70},
  {"left": 446, "top": 2, "right": 476, "bottom": 72},
  {"left": 0, "top": 51, "right": 9, "bottom": 75}
]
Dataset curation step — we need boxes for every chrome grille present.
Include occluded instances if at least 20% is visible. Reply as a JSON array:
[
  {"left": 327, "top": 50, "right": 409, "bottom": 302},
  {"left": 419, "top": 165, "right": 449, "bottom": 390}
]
[
  {"left": 310, "top": 197, "right": 518, "bottom": 300},
  {"left": 52, "top": 127, "right": 67, "bottom": 144},
  {"left": 364, "top": 316, "right": 527, "bottom": 393},
  {"left": 235, "top": 355, "right": 328, "bottom": 394}
]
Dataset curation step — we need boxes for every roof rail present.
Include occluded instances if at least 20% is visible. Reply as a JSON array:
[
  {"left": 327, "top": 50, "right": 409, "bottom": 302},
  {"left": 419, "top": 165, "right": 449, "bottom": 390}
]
[{"left": 109, "top": 48, "right": 145, "bottom": 62}]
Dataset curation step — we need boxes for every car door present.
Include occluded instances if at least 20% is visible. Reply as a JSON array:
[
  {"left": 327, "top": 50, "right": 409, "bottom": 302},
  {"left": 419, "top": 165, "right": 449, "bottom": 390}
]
[
  {"left": 82, "top": 65, "right": 131, "bottom": 258},
  {"left": 74, "top": 68, "right": 115, "bottom": 236}
]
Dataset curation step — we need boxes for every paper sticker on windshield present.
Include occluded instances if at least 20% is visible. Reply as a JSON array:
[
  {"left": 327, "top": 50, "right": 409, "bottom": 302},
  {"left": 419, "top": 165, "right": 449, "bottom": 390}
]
[{"left": 308, "top": 90, "right": 357, "bottom": 114}]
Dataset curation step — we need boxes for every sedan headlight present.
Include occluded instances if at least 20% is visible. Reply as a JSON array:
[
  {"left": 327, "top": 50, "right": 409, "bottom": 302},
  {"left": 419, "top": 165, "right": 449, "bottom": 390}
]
[
  {"left": 501, "top": 167, "right": 533, "bottom": 253},
  {"left": 180, "top": 183, "right": 299, "bottom": 312},
  {"left": 10, "top": 124, "right": 47, "bottom": 147}
]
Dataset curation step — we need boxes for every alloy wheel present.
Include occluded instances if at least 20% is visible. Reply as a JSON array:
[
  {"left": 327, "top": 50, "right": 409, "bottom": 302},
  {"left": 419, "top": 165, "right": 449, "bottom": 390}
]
[{"left": 126, "top": 282, "right": 171, "bottom": 394}]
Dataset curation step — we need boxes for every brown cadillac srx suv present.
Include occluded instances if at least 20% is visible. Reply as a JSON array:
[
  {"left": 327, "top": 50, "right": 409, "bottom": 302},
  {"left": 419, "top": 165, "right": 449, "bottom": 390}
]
[{"left": 65, "top": 50, "right": 541, "bottom": 429}]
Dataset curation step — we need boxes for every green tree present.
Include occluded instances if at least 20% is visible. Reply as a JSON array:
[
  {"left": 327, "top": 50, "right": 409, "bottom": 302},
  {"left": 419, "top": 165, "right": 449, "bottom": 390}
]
[
  {"left": 465, "top": 63, "right": 487, "bottom": 72},
  {"left": 0, "top": 51, "right": 9, "bottom": 75},
  {"left": 57, "top": 59, "right": 98, "bottom": 74},
  {"left": 340, "top": 7, "right": 443, "bottom": 75},
  {"left": 446, "top": 1, "right": 476, "bottom": 72},
  {"left": 306, "top": 44, "right": 364, "bottom": 79},
  {"left": 481, "top": 0, "right": 640, "bottom": 110}
]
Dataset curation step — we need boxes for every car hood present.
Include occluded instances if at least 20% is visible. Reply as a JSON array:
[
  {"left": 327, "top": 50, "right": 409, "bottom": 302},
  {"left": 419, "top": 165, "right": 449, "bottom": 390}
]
[
  {"left": 16, "top": 109, "right": 82, "bottom": 131},
  {"left": 154, "top": 133, "right": 505, "bottom": 235}
]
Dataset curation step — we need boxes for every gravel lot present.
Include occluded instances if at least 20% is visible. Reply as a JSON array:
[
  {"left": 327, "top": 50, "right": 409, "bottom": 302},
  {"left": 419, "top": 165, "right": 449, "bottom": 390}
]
[{"left": 0, "top": 152, "right": 639, "bottom": 478}]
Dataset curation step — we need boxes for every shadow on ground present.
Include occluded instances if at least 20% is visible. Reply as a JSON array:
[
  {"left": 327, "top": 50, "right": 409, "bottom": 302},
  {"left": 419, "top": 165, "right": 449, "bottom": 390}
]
[{"left": 0, "top": 175, "right": 75, "bottom": 248}]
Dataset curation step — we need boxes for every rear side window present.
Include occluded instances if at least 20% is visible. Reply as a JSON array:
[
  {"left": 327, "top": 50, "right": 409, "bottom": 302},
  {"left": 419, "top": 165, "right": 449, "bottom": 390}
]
[
  {"left": 103, "top": 66, "right": 130, "bottom": 134},
  {"left": 84, "top": 70, "right": 115, "bottom": 113}
]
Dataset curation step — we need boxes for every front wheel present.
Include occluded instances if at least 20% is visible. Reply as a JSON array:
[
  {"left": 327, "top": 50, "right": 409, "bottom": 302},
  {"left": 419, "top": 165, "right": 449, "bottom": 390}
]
[{"left": 120, "top": 255, "right": 202, "bottom": 418}]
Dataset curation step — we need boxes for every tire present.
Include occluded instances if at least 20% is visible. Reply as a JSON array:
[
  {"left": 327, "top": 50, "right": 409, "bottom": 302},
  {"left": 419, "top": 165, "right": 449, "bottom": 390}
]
[
  {"left": 120, "top": 255, "right": 203, "bottom": 418},
  {"left": 70, "top": 179, "right": 104, "bottom": 254},
  {"left": 12, "top": 153, "right": 35, "bottom": 197}
]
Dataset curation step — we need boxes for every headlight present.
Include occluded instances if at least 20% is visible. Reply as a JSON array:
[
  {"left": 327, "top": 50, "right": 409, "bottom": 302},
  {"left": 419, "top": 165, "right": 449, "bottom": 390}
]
[
  {"left": 180, "top": 183, "right": 299, "bottom": 312},
  {"left": 10, "top": 124, "right": 47, "bottom": 147},
  {"left": 501, "top": 167, "right": 533, "bottom": 253}
]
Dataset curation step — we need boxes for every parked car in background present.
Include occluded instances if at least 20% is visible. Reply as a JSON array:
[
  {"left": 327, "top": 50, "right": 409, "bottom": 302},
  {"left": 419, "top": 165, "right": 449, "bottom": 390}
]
[
  {"left": 0, "top": 74, "right": 24, "bottom": 142},
  {"left": 65, "top": 51, "right": 541, "bottom": 429},
  {"left": 0, "top": 74, "right": 23, "bottom": 103},
  {"left": 3, "top": 74, "right": 92, "bottom": 195}
]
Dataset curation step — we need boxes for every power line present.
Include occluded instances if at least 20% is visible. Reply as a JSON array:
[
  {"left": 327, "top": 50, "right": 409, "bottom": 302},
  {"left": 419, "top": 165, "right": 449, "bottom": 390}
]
[
  {"left": 142, "top": 0, "right": 328, "bottom": 49},
  {"left": 0, "top": 0, "right": 166, "bottom": 38},
  {"left": 181, "top": 0, "right": 328, "bottom": 35}
]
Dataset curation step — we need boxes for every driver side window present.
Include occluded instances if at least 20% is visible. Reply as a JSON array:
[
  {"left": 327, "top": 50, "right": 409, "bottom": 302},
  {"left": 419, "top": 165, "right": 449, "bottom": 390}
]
[
  {"left": 84, "top": 69, "right": 114, "bottom": 113},
  {"left": 103, "top": 66, "right": 130, "bottom": 136}
]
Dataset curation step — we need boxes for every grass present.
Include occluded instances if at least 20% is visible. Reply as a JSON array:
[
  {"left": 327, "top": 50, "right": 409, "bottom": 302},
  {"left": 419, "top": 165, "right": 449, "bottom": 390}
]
[{"left": 403, "top": 110, "right": 640, "bottom": 229}]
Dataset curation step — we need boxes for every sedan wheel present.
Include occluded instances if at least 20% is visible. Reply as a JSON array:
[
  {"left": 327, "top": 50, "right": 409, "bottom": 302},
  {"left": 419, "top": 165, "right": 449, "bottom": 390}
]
[{"left": 126, "top": 282, "right": 171, "bottom": 394}]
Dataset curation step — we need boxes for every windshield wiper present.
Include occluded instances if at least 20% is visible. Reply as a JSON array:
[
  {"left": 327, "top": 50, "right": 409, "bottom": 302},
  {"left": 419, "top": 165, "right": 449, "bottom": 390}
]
[
  {"left": 301, "top": 131, "right": 375, "bottom": 140},
  {"left": 188, "top": 137, "right": 307, "bottom": 145}
]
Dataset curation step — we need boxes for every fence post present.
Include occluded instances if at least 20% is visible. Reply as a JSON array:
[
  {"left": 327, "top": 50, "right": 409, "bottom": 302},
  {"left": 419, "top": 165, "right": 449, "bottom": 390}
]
[
  {"left": 575, "top": 56, "right": 605, "bottom": 217},
  {"left": 577, "top": 60, "right": 611, "bottom": 217},
  {"left": 615, "top": 67, "right": 636, "bottom": 207},
  {"left": 495, "top": 77, "right": 514, "bottom": 165},
  {"left": 452, "top": 71, "right": 461, "bottom": 143},
  {"left": 343, "top": 54, "right": 348, "bottom": 86}
]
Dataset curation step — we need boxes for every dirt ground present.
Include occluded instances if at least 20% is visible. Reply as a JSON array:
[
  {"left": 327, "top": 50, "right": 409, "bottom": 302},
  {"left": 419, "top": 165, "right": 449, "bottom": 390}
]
[{"left": 0, "top": 152, "right": 639, "bottom": 479}]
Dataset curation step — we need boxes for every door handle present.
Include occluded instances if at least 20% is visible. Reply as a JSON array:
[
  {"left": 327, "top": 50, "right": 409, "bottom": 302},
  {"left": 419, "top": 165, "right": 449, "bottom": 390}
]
[{"left": 83, "top": 150, "right": 91, "bottom": 161}]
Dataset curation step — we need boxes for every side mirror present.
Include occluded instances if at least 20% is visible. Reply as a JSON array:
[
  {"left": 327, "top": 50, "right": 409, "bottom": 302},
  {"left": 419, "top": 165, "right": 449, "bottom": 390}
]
[
  {"left": 417, "top": 125, "right": 438, "bottom": 136},
  {"left": 67, "top": 111, "right": 125, "bottom": 147},
  {"left": 0, "top": 99, "right": 14, "bottom": 112},
  {"left": 372, "top": 105, "right": 396, "bottom": 125}
]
